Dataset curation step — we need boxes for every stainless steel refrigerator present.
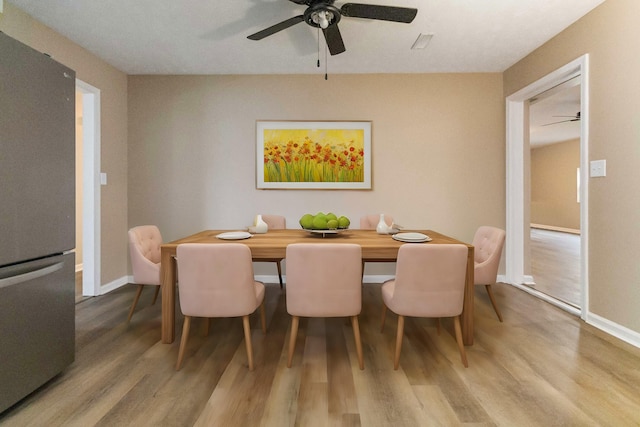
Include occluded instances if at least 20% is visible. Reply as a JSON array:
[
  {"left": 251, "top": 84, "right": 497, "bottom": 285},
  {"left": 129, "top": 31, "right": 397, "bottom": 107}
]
[{"left": 0, "top": 31, "right": 76, "bottom": 413}]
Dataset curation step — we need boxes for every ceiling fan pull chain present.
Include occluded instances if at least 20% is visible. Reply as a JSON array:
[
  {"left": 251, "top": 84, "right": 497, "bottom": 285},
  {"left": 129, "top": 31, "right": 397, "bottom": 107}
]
[
  {"left": 325, "top": 42, "right": 328, "bottom": 80},
  {"left": 317, "top": 26, "right": 321, "bottom": 68}
]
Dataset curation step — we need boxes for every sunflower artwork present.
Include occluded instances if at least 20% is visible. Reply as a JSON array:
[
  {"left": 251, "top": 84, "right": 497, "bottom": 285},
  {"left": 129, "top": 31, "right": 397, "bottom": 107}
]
[{"left": 256, "top": 121, "right": 372, "bottom": 190}]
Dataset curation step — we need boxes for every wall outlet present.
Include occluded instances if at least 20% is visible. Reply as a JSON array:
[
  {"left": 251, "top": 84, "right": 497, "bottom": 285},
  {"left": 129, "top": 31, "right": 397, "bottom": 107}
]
[
  {"left": 590, "top": 160, "right": 606, "bottom": 177},
  {"left": 100, "top": 172, "right": 108, "bottom": 185}
]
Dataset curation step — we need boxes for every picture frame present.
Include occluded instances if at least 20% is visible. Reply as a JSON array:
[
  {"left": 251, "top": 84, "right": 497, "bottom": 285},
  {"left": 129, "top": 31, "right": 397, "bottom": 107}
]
[{"left": 256, "top": 120, "right": 372, "bottom": 190}]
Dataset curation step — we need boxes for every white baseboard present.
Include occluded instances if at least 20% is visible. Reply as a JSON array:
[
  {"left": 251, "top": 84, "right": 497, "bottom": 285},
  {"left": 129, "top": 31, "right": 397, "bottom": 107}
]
[
  {"left": 254, "top": 274, "right": 279, "bottom": 284},
  {"left": 363, "top": 274, "right": 395, "bottom": 284},
  {"left": 499, "top": 276, "right": 640, "bottom": 350},
  {"left": 586, "top": 312, "right": 640, "bottom": 349},
  {"left": 506, "top": 281, "right": 581, "bottom": 316},
  {"left": 254, "top": 274, "right": 395, "bottom": 285},
  {"left": 99, "top": 275, "right": 130, "bottom": 295},
  {"left": 530, "top": 223, "right": 580, "bottom": 234},
  {"left": 497, "top": 275, "right": 534, "bottom": 285}
]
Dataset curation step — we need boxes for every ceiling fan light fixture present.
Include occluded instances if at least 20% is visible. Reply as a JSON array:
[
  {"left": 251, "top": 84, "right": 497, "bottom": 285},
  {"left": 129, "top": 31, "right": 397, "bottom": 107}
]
[
  {"left": 320, "top": 11, "right": 330, "bottom": 29},
  {"left": 312, "top": 10, "right": 332, "bottom": 29},
  {"left": 411, "top": 33, "right": 433, "bottom": 50}
]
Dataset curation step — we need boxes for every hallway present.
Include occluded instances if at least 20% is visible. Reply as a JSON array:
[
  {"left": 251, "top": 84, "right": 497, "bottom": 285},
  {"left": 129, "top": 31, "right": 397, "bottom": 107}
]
[{"left": 529, "top": 228, "right": 581, "bottom": 307}]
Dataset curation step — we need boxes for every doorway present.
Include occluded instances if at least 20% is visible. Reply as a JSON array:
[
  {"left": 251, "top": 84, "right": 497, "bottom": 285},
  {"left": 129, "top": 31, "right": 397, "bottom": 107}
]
[
  {"left": 505, "top": 55, "right": 589, "bottom": 319},
  {"left": 528, "top": 80, "right": 582, "bottom": 308},
  {"left": 75, "top": 79, "right": 101, "bottom": 297}
]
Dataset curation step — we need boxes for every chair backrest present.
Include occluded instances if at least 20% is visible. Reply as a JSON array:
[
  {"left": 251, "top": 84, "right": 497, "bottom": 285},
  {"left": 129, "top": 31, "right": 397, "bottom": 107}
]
[
  {"left": 176, "top": 243, "right": 259, "bottom": 317},
  {"left": 472, "top": 226, "right": 506, "bottom": 285},
  {"left": 285, "top": 243, "right": 362, "bottom": 317},
  {"left": 360, "top": 214, "right": 394, "bottom": 230},
  {"left": 390, "top": 244, "right": 468, "bottom": 318},
  {"left": 128, "top": 225, "right": 162, "bottom": 285},
  {"left": 261, "top": 215, "right": 286, "bottom": 230}
]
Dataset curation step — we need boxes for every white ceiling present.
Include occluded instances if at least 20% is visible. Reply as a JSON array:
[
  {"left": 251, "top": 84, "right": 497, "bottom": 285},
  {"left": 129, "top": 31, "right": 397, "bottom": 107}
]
[
  {"left": 530, "top": 81, "right": 581, "bottom": 147},
  {"left": 8, "top": 0, "right": 604, "bottom": 75},
  {"left": 8, "top": 0, "right": 591, "bottom": 147}
]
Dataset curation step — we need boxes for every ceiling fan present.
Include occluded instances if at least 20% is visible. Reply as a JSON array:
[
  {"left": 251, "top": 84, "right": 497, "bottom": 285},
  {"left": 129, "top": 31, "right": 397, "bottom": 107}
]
[
  {"left": 247, "top": 0, "right": 418, "bottom": 56},
  {"left": 542, "top": 111, "right": 581, "bottom": 126}
]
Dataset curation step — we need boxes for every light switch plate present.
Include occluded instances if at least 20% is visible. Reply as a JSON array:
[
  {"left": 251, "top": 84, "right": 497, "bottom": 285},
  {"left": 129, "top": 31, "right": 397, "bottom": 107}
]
[
  {"left": 100, "top": 172, "right": 108, "bottom": 185},
  {"left": 590, "top": 160, "right": 606, "bottom": 177}
]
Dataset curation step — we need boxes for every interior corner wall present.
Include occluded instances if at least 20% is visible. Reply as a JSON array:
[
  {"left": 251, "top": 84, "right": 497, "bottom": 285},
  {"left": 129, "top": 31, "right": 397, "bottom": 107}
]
[
  {"left": 531, "top": 139, "right": 580, "bottom": 230},
  {"left": 504, "top": 0, "right": 640, "bottom": 334},
  {"left": 1, "top": 3, "right": 129, "bottom": 286}
]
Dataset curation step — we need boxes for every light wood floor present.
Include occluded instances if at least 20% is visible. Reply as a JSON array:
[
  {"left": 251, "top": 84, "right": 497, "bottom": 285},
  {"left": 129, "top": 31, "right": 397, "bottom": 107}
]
[
  {"left": 2, "top": 281, "right": 640, "bottom": 426},
  {"left": 529, "top": 228, "right": 581, "bottom": 307}
]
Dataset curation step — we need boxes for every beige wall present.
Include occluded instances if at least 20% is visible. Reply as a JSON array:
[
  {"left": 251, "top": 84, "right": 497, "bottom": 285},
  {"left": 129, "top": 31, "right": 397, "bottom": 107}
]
[
  {"left": 7, "top": 1, "right": 639, "bottom": 337},
  {"left": 127, "top": 74, "right": 505, "bottom": 275},
  {"left": 504, "top": 0, "right": 640, "bottom": 333},
  {"left": 1, "top": 3, "right": 129, "bottom": 285},
  {"left": 531, "top": 139, "right": 580, "bottom": 230}
]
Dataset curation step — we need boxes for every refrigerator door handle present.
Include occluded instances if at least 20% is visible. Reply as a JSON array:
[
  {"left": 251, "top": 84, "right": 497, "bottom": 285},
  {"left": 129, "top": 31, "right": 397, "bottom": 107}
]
[{"left": 0, "top": 262, "right": 64, "bottom": 290}]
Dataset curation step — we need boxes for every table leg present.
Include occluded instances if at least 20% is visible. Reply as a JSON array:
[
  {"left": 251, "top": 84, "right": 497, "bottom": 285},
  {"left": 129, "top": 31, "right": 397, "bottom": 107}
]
[
  {"left": 461, "top": 246, "right": 474, "bottom": 345},
  {"left": 161, "top": 249, "right": 176, "bottom": 343}
]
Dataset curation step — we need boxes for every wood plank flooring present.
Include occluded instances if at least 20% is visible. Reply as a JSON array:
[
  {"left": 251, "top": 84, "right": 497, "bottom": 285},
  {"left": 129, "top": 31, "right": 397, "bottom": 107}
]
[
  {"left": 2, "top": 281, "right": 640, "bottom": 426},
  {"left": 529, "top": 228, "right": 581, "bottom": 307}
]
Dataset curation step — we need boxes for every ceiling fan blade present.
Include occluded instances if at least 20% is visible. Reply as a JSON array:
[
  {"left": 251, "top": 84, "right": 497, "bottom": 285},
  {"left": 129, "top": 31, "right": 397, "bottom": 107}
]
[
  {"left": 323, "top": 24, "right": 346, "bottom": 55},
  {"left": 552, "top": 112, "right": 581, "bottom": 119},
  {"left": 542, "top": 119, "right": 579, "bottom": 126},
  {"left": 341, "top": 3, "right": 418, "bottom": 23},
  {"left": 247, "top": 15, "right": 305, "bottom": 40}
]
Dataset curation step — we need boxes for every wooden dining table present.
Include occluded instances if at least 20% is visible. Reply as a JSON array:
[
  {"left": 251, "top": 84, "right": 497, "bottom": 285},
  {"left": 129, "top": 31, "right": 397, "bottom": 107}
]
[{"left": 160, "top": 229, "right": 475, "bottom": 345}]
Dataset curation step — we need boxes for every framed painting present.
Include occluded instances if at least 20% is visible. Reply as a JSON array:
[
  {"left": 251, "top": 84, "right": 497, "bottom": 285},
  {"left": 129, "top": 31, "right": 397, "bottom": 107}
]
[{"left": 256, "top": 121, "right": 372, "bottom": 189}]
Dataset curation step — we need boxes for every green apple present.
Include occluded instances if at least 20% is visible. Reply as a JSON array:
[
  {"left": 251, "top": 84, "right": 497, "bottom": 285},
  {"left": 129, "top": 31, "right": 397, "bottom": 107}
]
[
  {"left": 312, "top": 215, "right": 328, "bottom": 230},
  {"left": 299, "top": 213, "right": 314, "bottom": 229},
  {"left": 337, "top": 216, "right": 350, "bottom": 229}
]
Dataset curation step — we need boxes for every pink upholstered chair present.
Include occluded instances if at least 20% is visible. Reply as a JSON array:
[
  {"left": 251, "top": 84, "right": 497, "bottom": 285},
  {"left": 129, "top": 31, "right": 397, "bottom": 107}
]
[
  {"left": 175, "top": 243, "right": 266, "bottom": 371},
  {"left": 473, "top": 226, "right": 506, "bottom": 322},
  {"left": 381, "top": 244, "right": 469, "bottom": 369},
  {"left": 257, "top": 214, "right": 286, "bottom": 288},
  {"left": 360, "top": 214, "right": 394, "bottom": 230},
  {"left": 285, "top": 243, "right": 364, "bottom": 370},
  {"left": 127, "top": 225, "right": 162, "bottom": 322}
]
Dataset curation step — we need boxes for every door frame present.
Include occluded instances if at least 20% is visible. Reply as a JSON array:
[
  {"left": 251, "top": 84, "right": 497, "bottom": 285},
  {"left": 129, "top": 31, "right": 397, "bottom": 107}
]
[
  {"left": 504, "top": 55, "right": 589, "bottom": 319},
  {"left": 76, "top": 79, "right": 101, "bottom": 296}
]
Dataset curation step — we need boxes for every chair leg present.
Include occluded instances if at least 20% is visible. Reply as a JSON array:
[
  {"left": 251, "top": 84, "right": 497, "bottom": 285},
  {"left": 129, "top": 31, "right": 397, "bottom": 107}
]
[
  {"left": 242, "top": 315, "right": 254, "bottom": 371},
  {"left": 126, "top": 284, "right": 145, "bottom": 322},
  {"left": 276, "top": 260, "right": 283, "bottom": 288},
  {"left": 394, "top": 315, "right": 405, "bottom": 370},
  {"left": 453, "top": 315, "right": 469, "bottom": 368},
  {"left": 151, "top": 285, "right": 161, "bottom": 305},
  {"left": 259, "top": 301, "right": 267, "bottom": 334},
  {"left": 380, "top": 304, "right": 388, "bottom": 332},
  {"left": 287, "top": 316, "right": 299, "bottom": 368},
  {"left": 351, "top": 316, "right": 364, "bottom": 370},
  {"left": 176, "top": 315, "right": 192, "bottom": 370},
  {"left": 485, "top": 284, "right": 504, "bottom": 322}
]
